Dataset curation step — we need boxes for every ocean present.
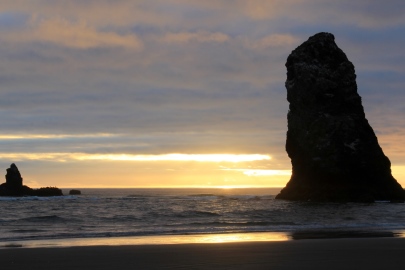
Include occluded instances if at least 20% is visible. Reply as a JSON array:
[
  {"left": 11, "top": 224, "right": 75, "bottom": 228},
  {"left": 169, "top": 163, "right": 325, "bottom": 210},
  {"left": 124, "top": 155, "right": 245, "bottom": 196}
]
[{"left": 1, "top": 188, "right": 405, "bottom": 246}]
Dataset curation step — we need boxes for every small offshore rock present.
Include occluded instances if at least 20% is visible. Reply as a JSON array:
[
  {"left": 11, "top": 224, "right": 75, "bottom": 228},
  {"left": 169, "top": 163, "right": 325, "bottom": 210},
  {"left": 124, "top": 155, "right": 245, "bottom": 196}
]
[
  {"left": 69, "top": 189, "right": 81, "bottom": 195},
  {"left": 33, "top": 187, "right": 63, "bottom": 197}
]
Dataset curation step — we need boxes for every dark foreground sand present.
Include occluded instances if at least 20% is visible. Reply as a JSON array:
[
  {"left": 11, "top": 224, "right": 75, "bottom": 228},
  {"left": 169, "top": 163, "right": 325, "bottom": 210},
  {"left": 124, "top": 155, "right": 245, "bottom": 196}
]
[{"left": 1, "top": 237, "right": 405, "bottom": 270}]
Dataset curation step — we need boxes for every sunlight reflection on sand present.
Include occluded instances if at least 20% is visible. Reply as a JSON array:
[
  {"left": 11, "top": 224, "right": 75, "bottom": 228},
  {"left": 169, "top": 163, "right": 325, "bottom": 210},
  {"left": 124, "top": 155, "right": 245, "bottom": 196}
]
[{"left": 0, "top": 232, "right": 290, "bottom": 249}]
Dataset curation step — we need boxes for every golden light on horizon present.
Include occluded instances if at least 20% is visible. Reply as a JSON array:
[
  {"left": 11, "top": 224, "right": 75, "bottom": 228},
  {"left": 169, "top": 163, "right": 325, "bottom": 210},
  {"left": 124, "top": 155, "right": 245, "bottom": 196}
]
[
  {"left": 0, "top": 152, "right": 279, "bottom": 188},
  {"left": 0, "top": 152, "right": 271, "bottom": 163},
  {"left": 77, "top": 153, "right": 271, "bottom": 163},
  {"left": 243, "top": 169, "right": 291, "bottom": 176},
  {"left": 4, "top": 152, "right": 403, "bottom": 189}
]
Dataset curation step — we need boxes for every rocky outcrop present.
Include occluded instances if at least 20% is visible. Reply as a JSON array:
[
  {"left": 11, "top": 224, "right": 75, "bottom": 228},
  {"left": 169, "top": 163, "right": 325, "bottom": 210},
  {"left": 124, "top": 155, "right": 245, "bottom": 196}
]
[
  {"left": 276, "top": 32, "right": 405, "bottom": 202},
  {"left": 5, "top": 163, "right": 23, "bottom": 190},
  {"left": 34, "top": 187, "right": 63, "bottom": 196},
  {"left": 69, "top": 189, "right": 81, "bottom": 195},
  {"left": 0, "top": 163, "right": 63, "bottom": 197},
  {"left": 0, "top": 163, "right": 25, "bottom": 196}
]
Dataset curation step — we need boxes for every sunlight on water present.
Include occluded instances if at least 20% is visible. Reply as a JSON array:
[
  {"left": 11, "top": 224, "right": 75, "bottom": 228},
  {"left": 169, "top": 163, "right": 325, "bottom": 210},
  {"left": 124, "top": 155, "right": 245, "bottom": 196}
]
[
  {"left": 3, "top": 189, "right": 405, "bottom": 249},
  {"left": 192, "top": 232, "right": 290, "bottom": 243},
  {"left": 0, "top": 232, "right": 290, "bottom": 249}
]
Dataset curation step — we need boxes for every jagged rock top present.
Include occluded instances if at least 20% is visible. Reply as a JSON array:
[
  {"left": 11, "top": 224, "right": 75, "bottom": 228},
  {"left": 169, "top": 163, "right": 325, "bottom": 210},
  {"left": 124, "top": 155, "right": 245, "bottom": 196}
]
[
  {"left": 286, "top": 32, "right": 362, "bottom": 118},
  {"left": 5, "top": 163, "right": 23, "bottom": 189},
  {"left": 287, "top": 32, "right": 346, "bottom": 72}
]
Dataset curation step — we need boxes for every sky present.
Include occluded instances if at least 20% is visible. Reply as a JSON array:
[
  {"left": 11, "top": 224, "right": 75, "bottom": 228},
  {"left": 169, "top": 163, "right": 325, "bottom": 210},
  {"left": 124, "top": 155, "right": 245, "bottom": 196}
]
[{"left": 0, "top": 1, "right": 404, "bottom": 188}]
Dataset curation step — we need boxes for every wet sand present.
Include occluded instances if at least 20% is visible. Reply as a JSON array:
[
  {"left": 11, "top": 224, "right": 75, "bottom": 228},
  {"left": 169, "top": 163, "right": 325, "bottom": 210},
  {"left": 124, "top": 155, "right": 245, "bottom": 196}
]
[{"left": 1, "top": 237, "right": 405, "bottom": 269}]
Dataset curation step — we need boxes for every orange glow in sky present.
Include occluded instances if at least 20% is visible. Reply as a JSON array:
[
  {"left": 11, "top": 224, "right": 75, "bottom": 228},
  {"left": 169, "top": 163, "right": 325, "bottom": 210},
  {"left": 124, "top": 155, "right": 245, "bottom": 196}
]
[{"left": 0, "top": 2, "right": 404, "bottom": 190}]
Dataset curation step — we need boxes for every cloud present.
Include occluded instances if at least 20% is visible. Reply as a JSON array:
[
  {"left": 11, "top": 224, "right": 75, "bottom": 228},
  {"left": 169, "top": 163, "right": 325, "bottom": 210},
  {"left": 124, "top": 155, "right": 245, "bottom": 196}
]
[
  {"left": 6, "top": 18, "right": 143, "bottom": 50},
  {"left": 221, "top": 168, "right": 291, "bottom": 176},
  {"left": 161, "top": 31, "right": 229, "bottom": 44},
  {"left": 2, "top": 0, "right": 405, "bottom": 31},
  {"left": 238, "top": 0, "right": 405, "bottom": 28},
  {"left": 241, "top": 34, "right": 300, "bottom": 51},
  {"left": 0, "top": 133, "right": 117, "bottom": 140},
  {"left": 335, "top": 1, "right": 405, "bottom": 28},
  {"left": 0, "top": 1, "right": 187, "bottom": 29},
  {"left": 0, "top": 0, "right": 403, "bottom": 181},
  {"left": 240, "top": 0, "right": 301, "bottom": 20}
]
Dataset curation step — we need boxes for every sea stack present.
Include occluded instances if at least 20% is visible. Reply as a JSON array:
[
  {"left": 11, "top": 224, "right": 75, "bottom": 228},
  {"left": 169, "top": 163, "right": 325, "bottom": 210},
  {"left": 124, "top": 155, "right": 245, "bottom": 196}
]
[
  {"left": 276, "top": 32, "right": 405, "bottom": 202},
  {"left": 5, "top": 163, "right": 23, "bottom": 190},
  {"left": 0, "top": 163, "right": 63, "bottom": 196}
]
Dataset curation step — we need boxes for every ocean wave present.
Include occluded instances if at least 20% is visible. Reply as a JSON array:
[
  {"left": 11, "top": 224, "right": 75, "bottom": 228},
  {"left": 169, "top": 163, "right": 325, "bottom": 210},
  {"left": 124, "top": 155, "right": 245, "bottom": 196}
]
[
  {"left": 188, "top": 194, "right": 217, "bottom": 197},
  {"left": 125, "top": 194, "right": 156, "bottom": 199},
  {"left": 10, "top": 229, "right": 47, "bottom": 233},
  {"left": 19, "top": 215, "right": 65, "bottom": 223},
  {"left": 0, "top": 196, "right": 78, "bottom": 202},
  {"left": 189, "top": 221, "right": 297, "bottom": 227},
  {"left": 2, "top": 188, "right": 405, "bottom": 243},
  {"left": 184, "top": 195, "right": 220, "bottom": 201},
  {"left": 175, "top": 210, "right": 221, "bottom": 218},
  {"left": 101, "top": 215, "right": 142, "bottom": 222},
  {"left": 227, "top": 195, "right": 262, "bottom": 201},
  {"left": 184, "top": 194, "right": 273, "bottom": 202}
]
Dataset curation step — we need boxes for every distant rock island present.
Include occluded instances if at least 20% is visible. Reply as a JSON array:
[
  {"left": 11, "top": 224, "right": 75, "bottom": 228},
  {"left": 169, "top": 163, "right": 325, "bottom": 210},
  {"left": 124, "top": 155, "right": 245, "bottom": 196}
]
[
  {"left": 69, "top": 189, "right": 81, "bottom": 195},
  {"left": 0, "top": 163, "right": 63, "bottom": 196},
  {"left": 276, "top": 32, "right": 405, "bottom": 202}
]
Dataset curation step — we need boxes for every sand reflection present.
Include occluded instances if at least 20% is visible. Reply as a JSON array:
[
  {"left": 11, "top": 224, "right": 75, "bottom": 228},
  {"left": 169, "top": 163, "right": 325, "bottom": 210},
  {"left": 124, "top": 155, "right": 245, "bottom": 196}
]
[{"left": 1, "top": 232, "right": 290, "bottom": 248}]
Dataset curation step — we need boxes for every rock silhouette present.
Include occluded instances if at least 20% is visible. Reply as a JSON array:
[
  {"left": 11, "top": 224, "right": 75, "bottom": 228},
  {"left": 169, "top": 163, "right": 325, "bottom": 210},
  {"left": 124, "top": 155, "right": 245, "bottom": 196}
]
[
  {"left": 5, "top": 163, "right": 23, "bottom": 190},
  {"left": 276, "top": 32, "right": 405, "bottom": 202},
  {"left": 69, "top": 189, "right": 81, "bottom": 195},
  {"left": 0, "top": 163, "right": 63, "bottom": 196}
]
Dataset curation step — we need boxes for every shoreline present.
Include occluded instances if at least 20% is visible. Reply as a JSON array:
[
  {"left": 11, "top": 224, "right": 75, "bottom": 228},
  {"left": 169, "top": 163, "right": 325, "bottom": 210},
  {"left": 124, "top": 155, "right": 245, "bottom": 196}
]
[
  {"left": 1, "top": 229, "right": 403, "bottom": 249},
  {"left": 2, "top": 237, "right": 405, "bottom": 269},
  {"left": 0, "top": 232, "right": 290, "bottom": 249}
]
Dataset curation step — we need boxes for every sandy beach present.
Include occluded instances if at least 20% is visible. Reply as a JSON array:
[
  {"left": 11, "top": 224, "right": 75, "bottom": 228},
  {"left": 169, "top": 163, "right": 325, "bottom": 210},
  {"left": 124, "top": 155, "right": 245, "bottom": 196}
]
[{"left": 1, "top": 237, "right": 405, "bottom": 269}]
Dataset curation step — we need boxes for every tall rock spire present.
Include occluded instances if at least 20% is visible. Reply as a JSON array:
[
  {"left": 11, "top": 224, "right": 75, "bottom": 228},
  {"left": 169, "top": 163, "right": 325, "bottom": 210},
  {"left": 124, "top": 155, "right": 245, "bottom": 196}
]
[
  {"left": 275, "top": 32, "right": 404, "bottom": 202},
  {"left": 5, "top": 163, "right": 23, "bottom": 189}
]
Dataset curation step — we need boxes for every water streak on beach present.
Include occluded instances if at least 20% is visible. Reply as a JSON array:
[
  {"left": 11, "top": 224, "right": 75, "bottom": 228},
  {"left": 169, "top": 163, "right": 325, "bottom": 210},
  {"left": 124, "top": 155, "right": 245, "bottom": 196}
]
[{"left": 0, "top": 188, "right": 405, "bottom": 243}]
